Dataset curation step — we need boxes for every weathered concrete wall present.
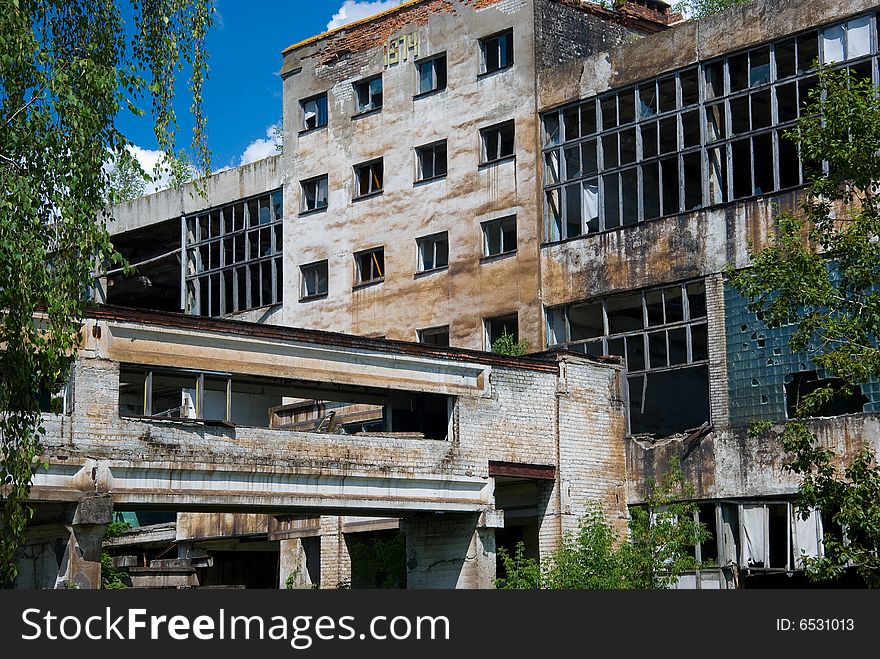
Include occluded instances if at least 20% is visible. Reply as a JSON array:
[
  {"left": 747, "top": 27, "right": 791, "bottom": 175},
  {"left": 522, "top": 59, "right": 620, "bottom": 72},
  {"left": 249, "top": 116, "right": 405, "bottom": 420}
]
[
  {"left": 626, "top": 414, "right": 880, "bottom": 504},
  {"left": 404, "top": 513, "right": 496, "bottom": 588},
  {"left": 281, "top": 0, "right": 544, "bottom": 350},
  {"left": 108, "top": 155, "right": 283, "bottom": 235},
  {"left": 541, "top": 189, "right": 800, "bottom": 310},
  {"left": 537, "top": 0, "right": 879, "bottom": 109}
]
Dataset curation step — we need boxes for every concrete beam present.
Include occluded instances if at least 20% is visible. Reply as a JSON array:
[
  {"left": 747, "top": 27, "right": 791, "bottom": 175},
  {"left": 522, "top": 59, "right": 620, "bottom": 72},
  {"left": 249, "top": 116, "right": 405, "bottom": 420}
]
[{"left": 31, "top": 458, "right": 495, "bottom": 516}]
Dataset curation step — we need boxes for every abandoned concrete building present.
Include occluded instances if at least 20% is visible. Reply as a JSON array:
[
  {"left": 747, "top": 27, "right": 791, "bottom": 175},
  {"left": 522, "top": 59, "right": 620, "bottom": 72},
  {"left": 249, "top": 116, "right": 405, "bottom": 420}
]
[{"left": 15, "top": 0, "right": 880, "bottom": 588}]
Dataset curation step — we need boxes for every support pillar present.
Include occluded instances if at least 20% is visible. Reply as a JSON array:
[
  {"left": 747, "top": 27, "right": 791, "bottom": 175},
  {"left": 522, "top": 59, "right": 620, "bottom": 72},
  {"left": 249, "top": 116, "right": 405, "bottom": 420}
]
[
  {"left": 54, "top": 494, "right": 113, "bottom": 589},
  {"left": 404, "top": 511, "right": 500, "bottom": 589},
  {"left": 279, "top": 538, "right": 316, "bottom": 589},
  {"left": 318, "top": 515, "right": 351, "bottom": 589}
]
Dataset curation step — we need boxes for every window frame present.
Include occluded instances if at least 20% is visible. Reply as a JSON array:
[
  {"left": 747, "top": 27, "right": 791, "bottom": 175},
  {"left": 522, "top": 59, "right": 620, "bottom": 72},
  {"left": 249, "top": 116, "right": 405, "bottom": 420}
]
[
  {"left": 481, "top": 215, "right": 517, "bottom": 259},
  {"left": 299, "top": 174, "right": 329, "bottom": 214},
  {"left": 480, "top": 120, "right": 516, "bottom": 165},
  {"left": 184, "top": 189, "right": 283, "bottom": 317},
  {"left": 353, "top": 74, "right": 383, "bottom": 115},
  {"left": 299, "top": 259, "right": 329, "bottom": 301},
  {"left": 416, "top": 231, "right": 449, "bottom": 274},
  {"left": 539, "top": 12, "right": 880, "bottom": 243},
  {"left": 479, "top": 29, "right": 514, "bottom": 76},
  {"left": 484, "top": 312, "right": 519, "bottom": 350},
  {"left": 299, "top": 93, "right": 328, "bottom": 133},
  {"left": 353, "top": 246, "right": 385, "bottom": 287},
  {"left": 353, "top": 158, "right": 384, "bottom": 199},
  {"left": 415, "top": 140, "right": 448, "bottom": 182},
  {"left": 415, "top": 53, "right": 448, "bottom": 97},
  {"left": 417, "top": 325, "right": 451, "bottom": 347}
]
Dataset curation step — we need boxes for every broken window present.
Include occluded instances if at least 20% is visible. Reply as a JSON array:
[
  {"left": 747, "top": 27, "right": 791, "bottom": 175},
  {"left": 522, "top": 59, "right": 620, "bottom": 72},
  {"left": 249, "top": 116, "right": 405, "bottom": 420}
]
[
  {"left": 540, "top": 13, "right": 879, "bottom": 241},
  {"left": 184, "top": 191, "right": 282, "bottom": 317},
  {"left": 354, "top": 159, "right": 383, "bottom": 198},
  {"left": 119, "top": 365, "right": 453, "bottom": 440},
  {"left": 354, "top": 247, "right": 384, "bottom": 286},
  {"left": 416, "top": 53, "right": 446, "bottom": 95},
  {"left": 480, "top": 120, "right": 515, "bottom": 163},
  {"left": 300, "top": 175, "right": 328, "bottom": 213},
  {"left": 479, "top": 29, "right": 513, "bottom": 74},
  {"left": 547, "top": 280, "right": 710, "bottom": 436},
  {"left": 485, "top": 313, "right": 518, "bottom": 349},
  {"left": 416, "top": 232, "right": 448, "bottom": 272},
  {"left": 482, "top": 215, "right": 517, "bottom": 257},
  {"left": 415, "top": 140, "right": 447, "bottom": 181},
  {"left": 300, "top": 260, "right": 328, "bottom": 300},
  {"left": 418, "top": 325, "right": 450, "bottom": 347},
  {"left": 354, "top": 75, "right": 382, "bottom": 114},
  {"left": 300, "top": 93, "right": 328, "bottom": 131}
]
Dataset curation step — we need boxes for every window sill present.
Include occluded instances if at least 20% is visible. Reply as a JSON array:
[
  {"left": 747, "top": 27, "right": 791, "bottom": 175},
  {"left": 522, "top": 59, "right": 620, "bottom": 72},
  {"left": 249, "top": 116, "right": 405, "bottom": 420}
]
[
  {"left": 299, "top": 293, "right": 328, "bottom": 303},
  {"left": 298, "top": 126, "right": 327, "bottom": 137},
  {"left": 352, "top": 107, "right": 382, "bottom": 120},
  {"left": 352, "top": 190, "right": 383, "bottom": 202},
  {"left": 353, "top": 278, "right": 384, "bottom": 291},
  {"left": 477, "top": 64, "right": 513, "bottom": 81},
  {"left": 414, "top": 265, "right": 448, "bottom": 279},
  {"left": 298, "top": 206, "right": 328, "bottom": 218},
  {"left": 480, "top": 250, "right": 516, "bottom": 264},
  {"left": 413, "top": 87, "right": 446, "bottom": 101},
  {"left": 121, "top": 414, "right": 235, "bottom": 429},
  {"left": 479, "top": 154, "right": 515, "bottom": 169},
  {"left": 413, "top": 174, "right": 447, "bottom": 187}
]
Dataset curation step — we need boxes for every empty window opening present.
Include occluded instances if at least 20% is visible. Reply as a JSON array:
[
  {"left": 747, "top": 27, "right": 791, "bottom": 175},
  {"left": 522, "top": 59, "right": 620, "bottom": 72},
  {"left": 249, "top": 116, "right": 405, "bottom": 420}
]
[
  {"left": 416, "top": 54, "right": 447, "bottom": 95},
  {"left": 483, "top": 216, "right": 517, "bottom": 256},
  {"left": 354, "top": 247, "right": 384, "bottom": 285},
  {"left": 416, "top": 232, "right": 448, "bottom": 272},
  {"left": 418, "top": 325, "right": 450, "bottom": 347},
  {"left": 300, "top": 260, "right": 328, "bottom": 299},
  {"left": 415, "top": 140, "right": 447, "bottom": 181},
  {"left": 354, "top": 75, "right": 383, "bottom": 114},
  {"left": 784, "top": 371, "right": 868, "bottom": 418},
  {"left": 300, "top": 93, "right": 328, "bottom": 131},
  {"left": 184, "top": 190, "right": 283, "bottom": 317},
  {"left": 300, "top": 175, "right": 328, "bottom": 213},
  {"left": 486, "top": 313, "right": 518, "bottom": 349},
  {"left": 354, "top": 159, "right": 383, "bottom": 198},
  {"left": 119, "top": 365, "right": 454, "bottom": 440},
  {"left": 481, "top": 120, "right": 515, "bottom": 164},
  {"left": 480, "top": 29, "right": 513, "bottom": 74},
  {"left": 109, "top": 218, "right": 184, "bottom": 313},
  {"left": 347, "top": 530, "right": 407, "bottom": 589},
  {"left": 548, "top": 280, "right": 710, "bottom": 436}
]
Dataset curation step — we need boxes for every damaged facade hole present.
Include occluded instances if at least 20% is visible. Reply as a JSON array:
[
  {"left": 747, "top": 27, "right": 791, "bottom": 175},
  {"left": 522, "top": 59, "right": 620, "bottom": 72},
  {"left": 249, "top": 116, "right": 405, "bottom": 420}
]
[{"left": 784, "top": 371, "right": 869, "bottom": 418}]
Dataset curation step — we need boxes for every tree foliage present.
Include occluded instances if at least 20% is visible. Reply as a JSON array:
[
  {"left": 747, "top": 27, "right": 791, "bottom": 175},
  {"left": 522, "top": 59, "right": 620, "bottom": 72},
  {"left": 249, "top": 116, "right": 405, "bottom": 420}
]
[
  {"left": 673, "top": 0, "right": 751, "bottom": 19},
  {"left": 497, "top": 464, "right": 709, "bottom": 589},
  {"left": 491, "top": 330, "right": 530, "bottom": 357},
  {"left": 0, "top": 0, "right": 214, "bottom": 586},
  {"left": 730, "top": 67, "right": 880, "bottom": 586}
]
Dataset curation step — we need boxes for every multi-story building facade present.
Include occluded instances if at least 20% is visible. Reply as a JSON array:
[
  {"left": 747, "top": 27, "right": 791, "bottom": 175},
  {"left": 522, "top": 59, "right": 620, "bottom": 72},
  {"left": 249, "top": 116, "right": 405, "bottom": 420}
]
[{"left": 94, "top": 0, "right": 880, "bottom": 587}]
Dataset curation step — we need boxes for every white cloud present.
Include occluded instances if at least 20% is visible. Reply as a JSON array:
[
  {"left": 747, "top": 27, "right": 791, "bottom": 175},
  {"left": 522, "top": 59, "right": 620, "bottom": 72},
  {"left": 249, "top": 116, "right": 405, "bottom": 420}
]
[
  {"left": 238, "top": 124, "right": 282, "bottom": 166},
  {"left": 326, "top": 0, "right": 406, "bottom": 31},
  {"left": 126, "top": 144, "right": 174, "bottom": 194}
]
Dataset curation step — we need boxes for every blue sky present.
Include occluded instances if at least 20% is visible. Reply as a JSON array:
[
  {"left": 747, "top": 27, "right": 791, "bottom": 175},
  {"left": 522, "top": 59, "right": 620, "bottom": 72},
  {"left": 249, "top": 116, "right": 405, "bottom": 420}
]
[{"left": 120, "top": 1, "right": 407, "bottom": 182}]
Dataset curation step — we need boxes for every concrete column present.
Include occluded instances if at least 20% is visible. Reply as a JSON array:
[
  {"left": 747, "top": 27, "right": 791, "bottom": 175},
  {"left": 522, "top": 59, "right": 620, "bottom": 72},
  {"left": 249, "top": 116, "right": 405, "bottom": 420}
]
[
  {"left": 279, "top": 538, "right": 315, "bottom": 589},
  {"left": 404, "top": 512, "right": 498, "bottom": 589},
  {"left": 54, "top": 495, "right": 113, "bottom": 589},
  {"left": 318, "top": 515, "right": 351, "bottom": 589}
]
